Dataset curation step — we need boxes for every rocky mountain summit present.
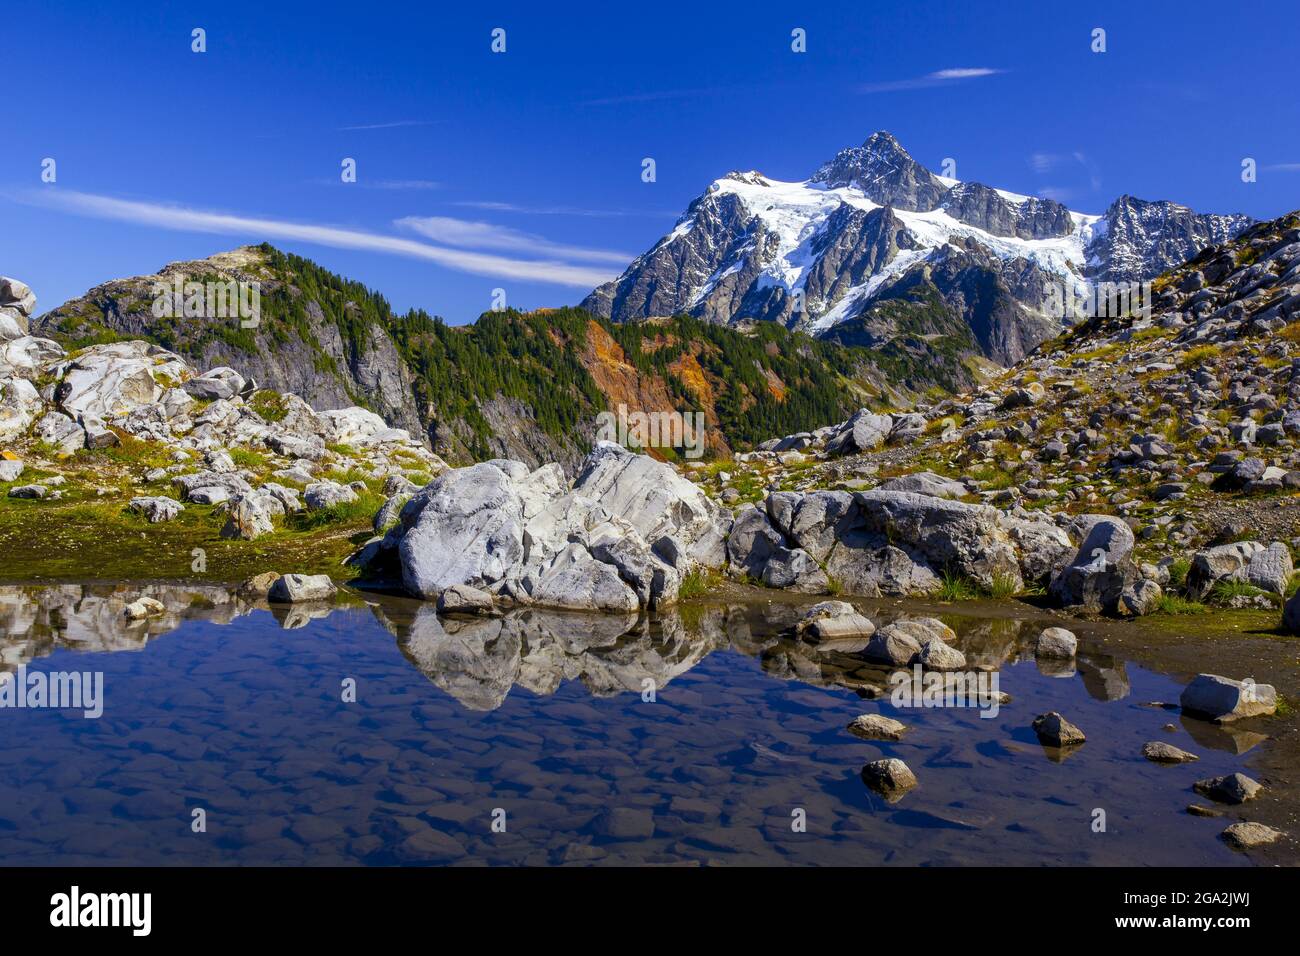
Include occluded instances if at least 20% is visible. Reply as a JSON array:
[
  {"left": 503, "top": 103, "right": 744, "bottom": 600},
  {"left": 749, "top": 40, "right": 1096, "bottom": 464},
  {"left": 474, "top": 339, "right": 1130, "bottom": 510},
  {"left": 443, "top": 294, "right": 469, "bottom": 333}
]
[
  {"left": 1, "top": 277, "right": 445, "bottom": 563},
  {"left": 583, "top": 131, "right": 1251, "bottom": 365}
]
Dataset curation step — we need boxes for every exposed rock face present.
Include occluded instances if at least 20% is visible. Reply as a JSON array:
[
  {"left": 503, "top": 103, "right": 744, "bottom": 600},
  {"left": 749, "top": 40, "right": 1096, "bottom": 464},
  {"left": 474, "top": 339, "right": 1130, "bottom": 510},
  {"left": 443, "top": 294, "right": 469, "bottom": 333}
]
[
  {"left": 811, "top": 132, "right": 947, "bottom": 211},
  {"left": 0, "top": 277, "right": 36, "bottom": 340},
  {"left": 1088, "top": 195, "right": 1254, "bottom": 284},
  {"left": 385, "top": 443, "right": 731, "bottom": 612}
]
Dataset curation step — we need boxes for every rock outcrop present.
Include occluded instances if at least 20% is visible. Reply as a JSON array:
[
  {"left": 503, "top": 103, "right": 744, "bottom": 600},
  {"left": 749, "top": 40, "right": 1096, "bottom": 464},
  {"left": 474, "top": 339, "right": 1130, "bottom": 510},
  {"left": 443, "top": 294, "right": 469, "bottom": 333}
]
[{"left": 376, "top": 443, "right": 732, "bottom": 612}]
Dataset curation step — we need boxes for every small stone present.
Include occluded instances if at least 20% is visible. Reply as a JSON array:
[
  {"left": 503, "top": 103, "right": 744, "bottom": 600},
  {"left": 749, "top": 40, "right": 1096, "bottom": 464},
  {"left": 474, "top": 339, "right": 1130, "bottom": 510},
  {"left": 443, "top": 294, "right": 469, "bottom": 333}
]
[
  {"left": 437, "top": 583, "right": 495, "bottom": 615},
  {"left": 846, "top": 714, "right": 908, "bottom": 741},
  {"left": 1032, "top": 711, "right": 1086, "bottom": 747},
  {"left": 1221, "top": 821, "right": 1283, "bottom": 849},
  {"left": 1034, "top": 626, "right": 1077, "bottom": 659},
  {"left": 238, "top": 571, "right": 282, "bottom": 598},
  {"left": 1193, "top": 772, "right": 1261, "bottom": 805},
  {"left": 268, "top": 573, "right": 338, "bottom": 603},
  {"left": 860, "top": 758, "right": 917, "bottom": 798},
  {"left": 1142, "top": 741, "right": 1199, "bottom": 763},
  {"left": 597, "top": 807, "right": 655, "bottom": 839},
  {"left": 1186, "top": 804, "right": 1223, "bottom": 818}
]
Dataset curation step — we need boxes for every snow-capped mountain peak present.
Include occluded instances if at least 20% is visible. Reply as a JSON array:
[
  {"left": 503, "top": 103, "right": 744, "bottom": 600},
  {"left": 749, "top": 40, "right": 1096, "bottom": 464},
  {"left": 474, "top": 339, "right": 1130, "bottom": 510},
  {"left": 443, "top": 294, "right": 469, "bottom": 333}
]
[{"left": 581, "top": 132, "right": 1252, "bottom": 366}]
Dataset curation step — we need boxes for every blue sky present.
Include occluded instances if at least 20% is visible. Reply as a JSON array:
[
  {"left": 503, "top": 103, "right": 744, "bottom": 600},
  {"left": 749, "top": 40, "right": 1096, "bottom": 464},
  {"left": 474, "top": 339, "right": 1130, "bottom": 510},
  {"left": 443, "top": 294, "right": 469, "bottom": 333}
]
[{"left": 3, "top": 0, "right": 1297, "bottom": 322}]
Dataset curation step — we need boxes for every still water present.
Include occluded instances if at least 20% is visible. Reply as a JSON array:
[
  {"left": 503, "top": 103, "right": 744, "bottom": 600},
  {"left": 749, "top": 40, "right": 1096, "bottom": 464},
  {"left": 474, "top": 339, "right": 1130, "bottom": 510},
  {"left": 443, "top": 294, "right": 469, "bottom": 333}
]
[{"left": 0, "top": 584, "right": 1280, "bottom": 865}]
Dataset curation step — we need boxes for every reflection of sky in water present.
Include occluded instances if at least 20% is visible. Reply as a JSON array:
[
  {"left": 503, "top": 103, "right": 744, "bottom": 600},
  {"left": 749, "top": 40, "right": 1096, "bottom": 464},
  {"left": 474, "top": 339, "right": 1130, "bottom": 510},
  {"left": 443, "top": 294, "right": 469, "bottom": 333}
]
[{"left": 0, "top": 585, "right": 1268, "bottom": 866}]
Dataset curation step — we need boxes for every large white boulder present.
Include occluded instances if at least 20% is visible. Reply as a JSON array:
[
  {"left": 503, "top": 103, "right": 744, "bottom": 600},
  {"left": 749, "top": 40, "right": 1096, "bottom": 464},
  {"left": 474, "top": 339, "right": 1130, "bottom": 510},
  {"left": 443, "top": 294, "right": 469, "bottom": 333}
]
[{"left": 572, "top": 441, "right": 731, "bottom": 568}]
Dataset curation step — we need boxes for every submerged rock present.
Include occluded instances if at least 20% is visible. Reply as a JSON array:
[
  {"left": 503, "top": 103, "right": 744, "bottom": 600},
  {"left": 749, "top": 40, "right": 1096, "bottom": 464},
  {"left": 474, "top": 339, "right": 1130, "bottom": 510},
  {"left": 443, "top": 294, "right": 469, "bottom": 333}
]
[
  {"left": 1141, "top": 741, "right": 1199, "bottom": 763},
  {"left": 847, "top": 713, "right": 907, "bottom": 741},
  {"left": 861, "top": 758, "right": 917, "bottom": 800}
]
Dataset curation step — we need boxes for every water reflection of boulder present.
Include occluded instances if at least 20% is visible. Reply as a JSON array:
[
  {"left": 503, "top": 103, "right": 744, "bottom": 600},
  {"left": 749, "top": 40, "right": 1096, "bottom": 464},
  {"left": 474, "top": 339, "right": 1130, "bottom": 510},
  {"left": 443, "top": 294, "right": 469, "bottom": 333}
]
[
  {"left": 387, "top": 606, "right": 724, "bottom": 711},
  {"left": 0, "top": 583, "right": 254, "bottom": 673},
  {"left": 1179, "top": 713, "right": 1269, "bottom": 755},
  {"left": 1078, "top": 656, "right": 1131, "bottom": 701}
]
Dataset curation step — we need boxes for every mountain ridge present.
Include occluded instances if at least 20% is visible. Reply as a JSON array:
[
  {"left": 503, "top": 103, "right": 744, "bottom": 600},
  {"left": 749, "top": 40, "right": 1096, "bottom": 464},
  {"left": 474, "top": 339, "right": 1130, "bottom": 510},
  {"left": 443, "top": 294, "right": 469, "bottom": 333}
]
[{"left": 581, "top": 131, "right": 1253, "bottom": 366}]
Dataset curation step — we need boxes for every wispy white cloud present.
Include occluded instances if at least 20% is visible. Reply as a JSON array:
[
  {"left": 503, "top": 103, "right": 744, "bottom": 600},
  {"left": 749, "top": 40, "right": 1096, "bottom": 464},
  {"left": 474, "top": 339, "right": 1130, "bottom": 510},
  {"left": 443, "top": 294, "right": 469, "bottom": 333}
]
[
  {"left": 368, "top": 179, "right": 441, "bottom": 191},
  {"left": 1027, "top": 151, "right": 1102, "bottom": 193},
  {"left": 1036, "top": 186, "right": 1074, "bottom": 202},
  {"left": 581, "top": 87, "right": 720, "bottom": 107},
  {"left": 858, "top": 67, "right": 1004, "bottom": 94},
  {"left": 1264, "top": 163, "right": 1300, "bottom": 172},
  {"left": 8, "top": 189, "right": 618, "bottom": 288},
  {"left": 452, "top": 200, "right": 674, "bottom": 219},
  {"left": 396, "top": 216, "right": 632, "bottom": 263},
  {"left": 338, "top": 120, "right": 435, "bottom": 131}
]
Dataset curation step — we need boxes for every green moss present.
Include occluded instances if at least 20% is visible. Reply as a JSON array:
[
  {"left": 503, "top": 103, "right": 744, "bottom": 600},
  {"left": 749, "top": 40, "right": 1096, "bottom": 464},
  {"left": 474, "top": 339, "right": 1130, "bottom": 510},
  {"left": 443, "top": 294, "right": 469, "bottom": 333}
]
[{"left": 0, "top": 496, "right": 364, "bottom": 584}]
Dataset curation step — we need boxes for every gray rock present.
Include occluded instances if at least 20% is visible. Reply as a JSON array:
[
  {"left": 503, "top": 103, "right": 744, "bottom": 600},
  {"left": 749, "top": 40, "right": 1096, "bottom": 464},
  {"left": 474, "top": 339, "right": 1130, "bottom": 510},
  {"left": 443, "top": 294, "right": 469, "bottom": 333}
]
[
  {"left": 847, "top": 714, "right": 907, "bottom": 741},
  {"left": 572, "top": 442, "right": 731, "bottom": 569},
  {"left": 797, "top": 601, "right": 876, "bottom": 644},
  {"left": 875, "top": 471, "right": 968, "bottom": 499},
  {"left": 34, "top": 411, "right": 85, "bottom": 455},
  {"left": 220, "top": 493, "right": 277, "bottom": 540},
  {"left": 0, "top": 459, "right": 22, "bottom": 482},
  {"left": 917, "top": 636, "right": 967, "bottom": 671},
  {"left": 1142, "top": 741, "right": 1199, "bottom": 763},
  {"left": 1032, "top": 711, "right": 1086, "bottom": 747},
  {"left": 1118, "top": 579, "right": 1163, "bottom": 616},
  {"left": 183, "top": 366, "right": 246, "bottom": 401},
  {"left": 1048, "top": 516, "right": 1137, "bottom": 614},
  {"left": 1179, "top": 673, "right": 1277, "bottom": 721},
  {"left": 398, "top": 461, "right": 530, "bottom": 600},
  {"left": 860, "top": 758, "right": 917, "bottom": 798},
  {"left": 1246, "top": 541, "right": 1293, "bottom": 595},
  {"left": 268, "top": 573, "right": 338, "bottom": 603},
  {"left": 726, "top": 504, "right": 786, "bottom": 577},
  {"left": 1194, "top": 772, "right": 1261, "bottom": 804},
  {"left": 7, "top": 484, "right": 47, "bottom": 499},
  {"left": 436, "top": 583, "right": 495, "bottom": 615},
  {"left": 128, "top": 496, "right": 184, "bottom": 523},
  {"left": 1221, "top": 821, "right": 1284, "bottom": 849},
  {"left": 1186, "top": 541, "right": 1264, "bottom": 599},
  {"left": 1034, "top": 626, "right": 1077, "bottom": 659},
  {"left": 760, "top": 546, "right": 829, "bottom": 593},
  {"left": 304, "top": 480, "right": 358, "bottom": 511},
  {"left": 862, "top": 623, "right": 923, "bottom": 665}
]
